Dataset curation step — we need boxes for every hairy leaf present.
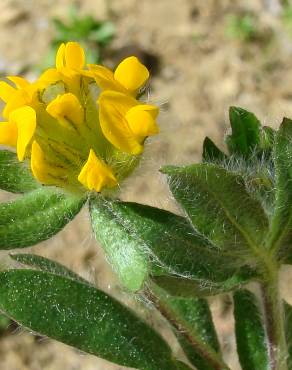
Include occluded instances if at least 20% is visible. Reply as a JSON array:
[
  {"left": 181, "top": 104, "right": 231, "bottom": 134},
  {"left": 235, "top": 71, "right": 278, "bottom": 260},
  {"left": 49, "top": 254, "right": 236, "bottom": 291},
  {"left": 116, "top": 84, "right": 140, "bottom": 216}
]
[
  {"left": 150, "top": 284, "right": 223, "bottom": 370},
  {"left": 153, "top": 271, "right": 254, "bottom": 297},
  {"left": 268, "top": 118, "right": 292, "bottom": 252},
  {"left": 202, "top": 137, "right": 227, "bottom": 163},
  {"left": 161, "top": 163, "right": 269, "bottom": 259},
  {"left": 0, "top": 269, "right": 180, "bottom": 370},
  {"left": 0, "top": 188, "right": 85, "bottom": 249},
  {"left": 0, "top": 150, "right": 39, "bottom": 193},
  {"left": 175, "top": 361, "right": 194, "bottom": 370},
  {"left": 260, "top": 126, "right": 276, "bottom": 155},
  {"left": 90, "top": 197, "right": 148, "bottom": 292},
  {"left": 10, "top": 253, "right": 87, "bottom": 284},
  {"left": 90, "top": 196, "right": 246, "bottom": 294},
  {"left": 234, "top": 290, "right": 268, "bottom": 370},
  {"left": 226, "top": 106, "right": 261, "bottom": 157}
]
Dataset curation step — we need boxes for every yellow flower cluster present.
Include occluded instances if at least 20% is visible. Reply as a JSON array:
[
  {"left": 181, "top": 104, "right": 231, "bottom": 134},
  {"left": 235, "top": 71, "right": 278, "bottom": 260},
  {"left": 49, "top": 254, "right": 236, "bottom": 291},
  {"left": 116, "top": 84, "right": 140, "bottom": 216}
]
[{"left": 0, "top": 42, "right": 159, "bottom": 193}]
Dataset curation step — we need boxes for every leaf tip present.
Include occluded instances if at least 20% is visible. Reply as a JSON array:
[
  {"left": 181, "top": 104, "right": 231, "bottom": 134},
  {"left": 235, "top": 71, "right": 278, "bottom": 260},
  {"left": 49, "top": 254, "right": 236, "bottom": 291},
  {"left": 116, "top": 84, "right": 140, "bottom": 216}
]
[{"left": 159, "top": 165, "right": 177, "bottom": 175}]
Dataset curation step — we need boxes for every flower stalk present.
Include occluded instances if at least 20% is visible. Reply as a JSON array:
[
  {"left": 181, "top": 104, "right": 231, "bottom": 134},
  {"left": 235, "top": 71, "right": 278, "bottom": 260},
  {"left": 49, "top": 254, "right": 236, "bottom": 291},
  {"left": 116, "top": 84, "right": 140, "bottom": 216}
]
[{"left": 261, "top": 271, "right": 288, "bottom": 370}]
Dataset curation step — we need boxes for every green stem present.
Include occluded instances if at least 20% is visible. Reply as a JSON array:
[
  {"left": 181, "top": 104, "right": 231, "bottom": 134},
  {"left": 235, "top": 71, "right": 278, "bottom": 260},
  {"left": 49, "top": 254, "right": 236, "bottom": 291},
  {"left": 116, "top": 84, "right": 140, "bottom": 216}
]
[
  {"left": 145, "top": 288, "right": 230, "bottom": 370},
  {"left": 260, "top": 264, "right": 288, "bottom": 370}
]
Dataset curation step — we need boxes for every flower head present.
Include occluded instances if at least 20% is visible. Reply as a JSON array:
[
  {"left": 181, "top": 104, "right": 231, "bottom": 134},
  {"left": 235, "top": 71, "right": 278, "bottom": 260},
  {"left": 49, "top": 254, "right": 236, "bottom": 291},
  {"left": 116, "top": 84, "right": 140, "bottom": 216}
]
[{"left": 0, "top": 42, "right": 159, "bottom": 193}]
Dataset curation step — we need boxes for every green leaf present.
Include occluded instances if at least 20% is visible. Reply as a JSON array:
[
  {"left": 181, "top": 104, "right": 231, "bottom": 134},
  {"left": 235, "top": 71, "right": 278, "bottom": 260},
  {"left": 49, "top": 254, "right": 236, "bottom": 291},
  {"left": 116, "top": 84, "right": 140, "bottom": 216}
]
[
  {"left": 89, "top": 22, "right": 115, "bottom": 44},
  {"left": 284, "top": 302, "right": 292, "bottom": 369},
  {"left": 0, "top": 150, "right": 39, "bottom": 193},
  {"left": 52, "top": 18, "right": 71, "bottom": 38},
  {"left": 267, "top": 118, "right": 292, "bottom": 252},
  {"left": 260, "top": 126, "right": 276, "bottom": 155},
  {"left": 150, "top": 284, "right": 223, "bottom": 370},
  {"left": 10, "top": 253, "right": 87, "bottom": 284},
  {"left": 234, "top": 290, "right": 268, "bottom": 370},
  {"left": 90, "top": 196, "right": 246, "bottom": 294},
  {"left": 153, "top": 271, "right": 254, "bottom": 297},
  {"left": 242, "top": 161, "right": 275, "bottom": 217},
  {"left": 202, "top": 137, "right": 227, "bottom": 162},
  {"left": 0, "top": 188, "right": 85, "bottom": 249},
  {"left": 225, "top": 14, "right": 257, "bottom": 42},
  {"left": 175, "top": 361, "right": 194, "bottom": 370},
  {"left": 90, "top": 197, "right": 148, "bottom": 292},
  {"left": 0, "top": 269, "right": 180, "bottom": 370},
  {"left": 226, "top": 107, "right": 261, "bottom": 157},
  {"left": 161, "top": 163, "right": 269, "bottom": 258},
  {"left": 0, "top": 312, "right": 10, "bottom": 333}
]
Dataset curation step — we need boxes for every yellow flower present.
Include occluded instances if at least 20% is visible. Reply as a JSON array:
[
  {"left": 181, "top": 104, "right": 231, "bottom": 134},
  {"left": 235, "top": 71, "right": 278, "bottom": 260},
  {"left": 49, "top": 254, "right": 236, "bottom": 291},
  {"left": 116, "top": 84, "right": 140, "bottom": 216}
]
[
  {"left": 46, "top": 93, "right": 84, "bottom": 127},
  {"left": 98, "top": 91, "right": 159, "bottom": 155},
  {"left": 89, "top": 56, "right": 149, "bottom": 96},
  {"left": 0, "top": 42, "right": 159, "bottom": 194},
  {"left": 0, "top": 77, "right": 40, "bottom": 119},
  {"left": 39, "top": 42, "right": 91, "bottom": 88},
  {"left": 78, "top": 149, "right": 117, "bottom": 191},
  {"left": 0, "top": 106, "right": 36, "bottom": 161},
  {"left": 30, "top": 140, "right": 67, "bottom": 186},
  {"left": 56, "top": 42, "right": 85, "bottom": 71}
]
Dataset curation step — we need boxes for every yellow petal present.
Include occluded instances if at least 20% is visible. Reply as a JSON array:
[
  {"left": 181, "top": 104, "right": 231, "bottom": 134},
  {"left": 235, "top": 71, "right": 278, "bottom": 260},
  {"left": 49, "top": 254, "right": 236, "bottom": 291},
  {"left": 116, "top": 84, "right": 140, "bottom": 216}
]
[
  {"left": 80, "top": 69, "right": 94, "bottom": 79},
  {"left": 31, "top": 140, "right": 70, "bottom": 186},
  {"left": 39, "top": 68, "right": 62, "bottom": 84},
  {"left": 114, "top": 56, "right": 149, "bottom": 92},
  {"left": 10, "top": 106, "right": 36, "bottom": 161},
  {"left": 39, "top": 68, "right": 76, "bottom": 95},
  {"left": 3, "top": 88, "right": 33, "bottom": 119},
  {"left": 0, "top": 81, "right": 16, "bottom": 103},
  {"left": 78, "top": 149, "right": 117, "bottom": 192},
  {"left": 98, "top": 91, "right": 143, "bottom": 154},
  {"left": 46, "top": 93, "right": 84, "bottom": 125},
  {"left": 64, "top": 42, "right": 85, "bottom": 70},
  {"left": 88, "top": 64, "right": 125, "bottom": 92},
  {"left": 30, "top": 140, "right": 46, "bottom": 182},
  {"left": 30, "top": 141, "right": 56, "bottom": 184},
  {"left": 56, "top": 43, "right": 66, "bottom": 69},
  {"left": 140, "top": 104, "right": 160, "bottom": 119},
  {"left": 125, "top": 104, "right": 159, "bottom": 138},
  {"left": 0, "top": 121, "right": 17, "bottom": 147},
  {"left": 7, "top": 76, "right": 30, "bottom": 89}
]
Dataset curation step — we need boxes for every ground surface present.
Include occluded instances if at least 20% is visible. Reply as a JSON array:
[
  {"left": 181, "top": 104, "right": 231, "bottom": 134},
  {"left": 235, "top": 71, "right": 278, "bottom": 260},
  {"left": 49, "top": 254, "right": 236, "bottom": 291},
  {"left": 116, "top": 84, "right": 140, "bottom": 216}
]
[{"left": 1, "top": 0, "right": 292, "bottom": 369}]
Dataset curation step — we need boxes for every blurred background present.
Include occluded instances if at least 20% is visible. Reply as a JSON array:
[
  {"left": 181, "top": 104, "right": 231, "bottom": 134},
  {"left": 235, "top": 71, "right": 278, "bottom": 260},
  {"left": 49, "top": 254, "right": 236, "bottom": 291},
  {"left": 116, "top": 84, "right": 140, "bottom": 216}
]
[{"left": 2, "top": 0, "right": 292, "bottom": 369}]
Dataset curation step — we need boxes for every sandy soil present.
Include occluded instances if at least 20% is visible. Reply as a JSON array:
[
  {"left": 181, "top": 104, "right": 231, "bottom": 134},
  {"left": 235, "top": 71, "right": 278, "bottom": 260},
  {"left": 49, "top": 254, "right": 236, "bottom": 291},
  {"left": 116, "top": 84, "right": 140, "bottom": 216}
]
[{"left": 1, "top": 0, "right": 292, "bottom": 369}]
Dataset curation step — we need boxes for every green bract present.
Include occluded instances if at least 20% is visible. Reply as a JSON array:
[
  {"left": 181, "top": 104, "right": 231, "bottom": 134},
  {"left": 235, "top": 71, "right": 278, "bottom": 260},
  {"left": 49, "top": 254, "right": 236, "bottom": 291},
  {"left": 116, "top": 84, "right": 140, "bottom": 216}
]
[{"left": 1, "top": 105, "right": 292, "bottom": 370}]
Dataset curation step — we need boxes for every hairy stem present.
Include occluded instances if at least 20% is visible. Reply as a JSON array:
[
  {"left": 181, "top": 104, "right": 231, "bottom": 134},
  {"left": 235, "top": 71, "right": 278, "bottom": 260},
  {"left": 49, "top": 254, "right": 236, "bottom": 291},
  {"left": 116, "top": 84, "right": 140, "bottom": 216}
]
[
  {"left": 145, "top": 288, "right": 230, "bottom": 370},
  {"left": 260, "top": 264, "right": 288, "bottom": 370}
]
